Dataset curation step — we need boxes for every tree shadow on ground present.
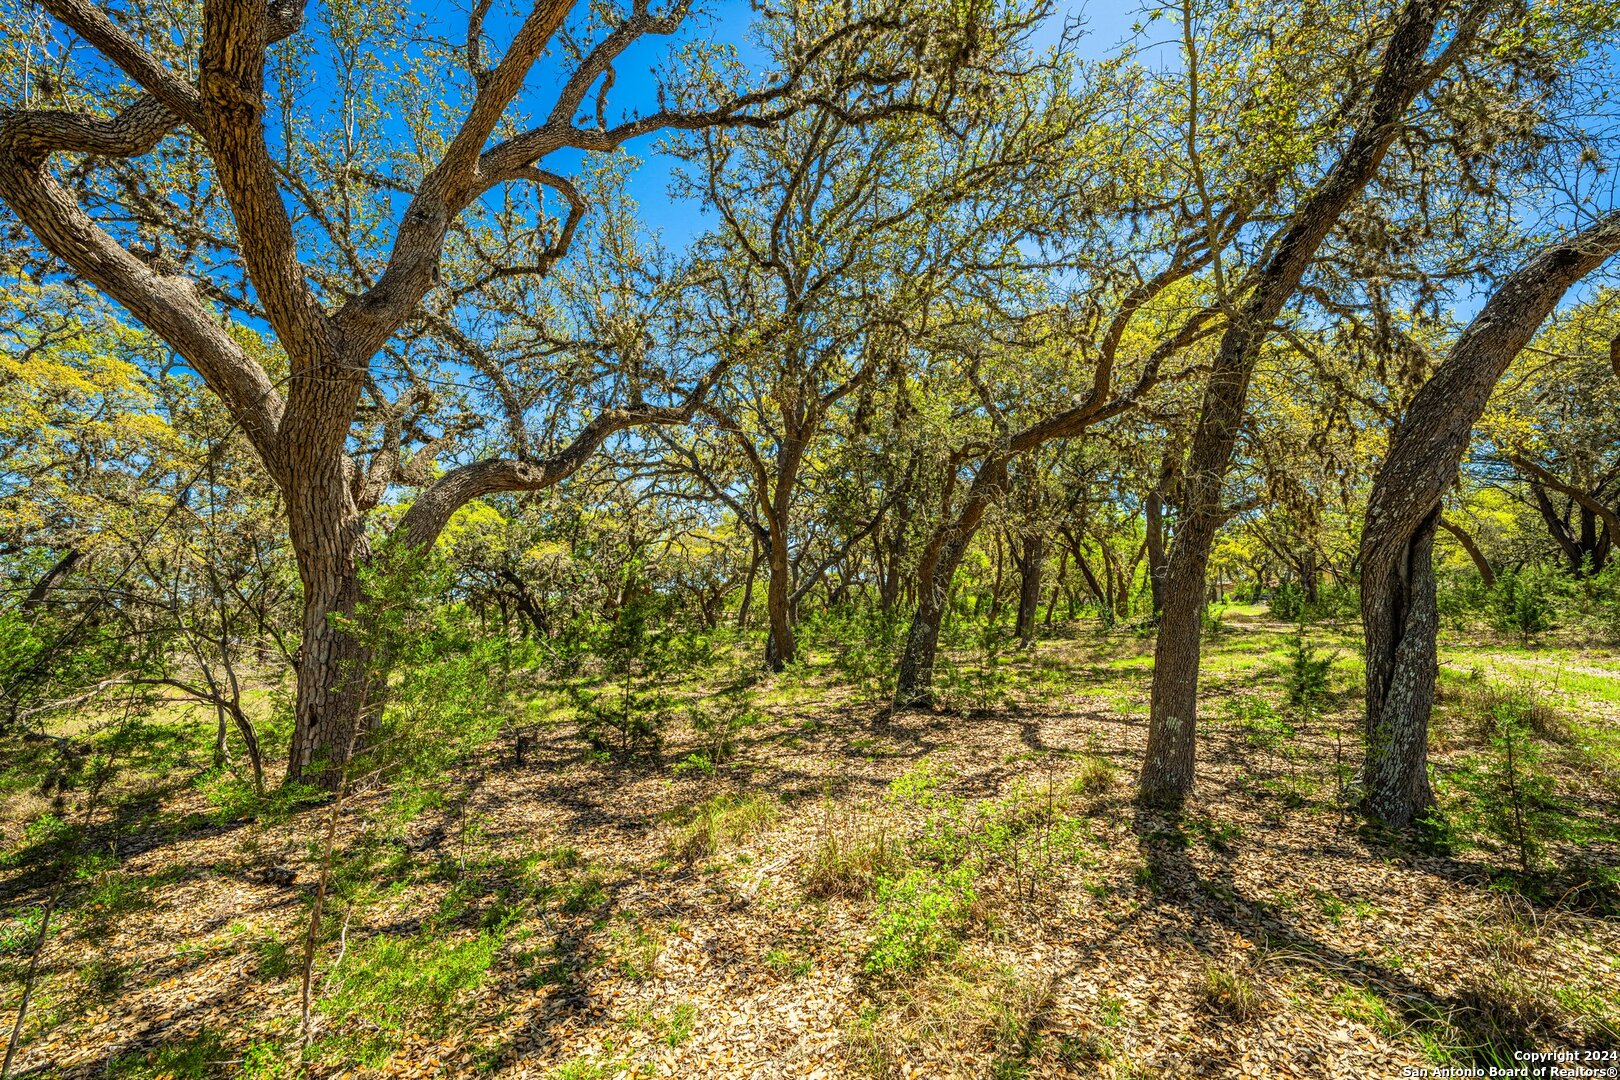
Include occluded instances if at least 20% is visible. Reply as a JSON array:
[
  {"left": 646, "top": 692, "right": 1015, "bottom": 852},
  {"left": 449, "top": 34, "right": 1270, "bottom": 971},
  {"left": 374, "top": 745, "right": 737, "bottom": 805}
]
[{"left": 1130, "top": 804, "right": 1571, "bottom": 1066}]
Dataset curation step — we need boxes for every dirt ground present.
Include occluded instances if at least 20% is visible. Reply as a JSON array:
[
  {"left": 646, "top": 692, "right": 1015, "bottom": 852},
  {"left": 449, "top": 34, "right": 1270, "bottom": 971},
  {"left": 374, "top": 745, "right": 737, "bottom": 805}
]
[{"left": 4, "top": 621, "right": 1618, "bottom": 1078}]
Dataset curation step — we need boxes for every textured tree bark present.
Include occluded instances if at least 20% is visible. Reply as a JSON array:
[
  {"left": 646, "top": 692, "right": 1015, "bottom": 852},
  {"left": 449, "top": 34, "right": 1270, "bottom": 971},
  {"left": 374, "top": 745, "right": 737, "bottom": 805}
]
[
  {"left": 894, "top": 529, "right": 974, "bottom": 708},
  {"left": 1014, "top": 534, "right": 1044, "bottom": 647},
  {"left": 1360, "top": 210, "right": 1620, "bottom": 825},
  {"left": 1044, "top": 546, "right": 1067, "bottom": 627},
  {"left": 763, "top": 535, "right": 796, "bottom": 672},
  {"left": 894, "top": 458, "right": 1008, "bottom": 708},
  {"left": 284, "top": 458, "right": 370, "bottom": 786},
  {"left": 758, "top": 432, "right": 808, "bottom": 672},
  {"left": 1140, "top": 0, "right": 1449, "bottom": 809},
  {"left": 1360, "top": 509, "right": 1440, "bottom": 824},
  {"left": 737, "top": 535, "right": 760, "bottom": 628}
]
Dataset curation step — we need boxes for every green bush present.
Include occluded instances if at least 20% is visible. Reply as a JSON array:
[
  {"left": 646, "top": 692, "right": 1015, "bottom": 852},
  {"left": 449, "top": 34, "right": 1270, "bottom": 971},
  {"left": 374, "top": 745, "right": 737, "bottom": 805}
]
[
  {"left": 865, "top": 867, "right": 977, "bottom": 976},
  {"left": 1489, "top": 566, "right": 1562, "bottom": 642},
  {"left": 1269, "top": 580, "right": 1305, "bottom": 621}
]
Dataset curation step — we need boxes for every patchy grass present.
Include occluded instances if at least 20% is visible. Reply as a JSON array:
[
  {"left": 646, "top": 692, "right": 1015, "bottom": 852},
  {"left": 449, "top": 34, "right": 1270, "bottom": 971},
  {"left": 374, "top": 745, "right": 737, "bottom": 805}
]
[
  {"left": 802, "top": 810, "right": 902, "bottom": 899},
  {"left": 847, "top": 953, "right": 1053, "bottom": 1079},
  {"left": 663, "top": 790, "right": 780, "bottom": 863},
  {"left": 6, "top": 620, "right": 1619, "bottom": 1078}
]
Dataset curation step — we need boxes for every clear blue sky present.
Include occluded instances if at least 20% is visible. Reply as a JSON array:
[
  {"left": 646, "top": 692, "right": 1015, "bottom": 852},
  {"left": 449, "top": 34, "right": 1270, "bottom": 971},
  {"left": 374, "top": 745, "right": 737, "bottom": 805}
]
[{"left": 580, "top": 1, "right": 1152, "bottom": 254}]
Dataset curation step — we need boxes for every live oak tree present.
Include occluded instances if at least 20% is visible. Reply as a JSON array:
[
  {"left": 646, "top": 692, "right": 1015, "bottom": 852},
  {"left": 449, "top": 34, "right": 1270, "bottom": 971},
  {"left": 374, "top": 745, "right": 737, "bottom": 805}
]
[
  {"left": 1135, "top": 0, "right": 1617, "bottom": 806},
  {"left": 0, "top": 0, "right": 1012, "bottom": 782},
  {"left": 661, "top": 108, "right": 940, "bottom": 671},
  {"left": 1359, "top": 211, "right": 1620, "bottom": 825},
  {"left": 658, "top": 21, "right": 1084, "bottom": 672}
]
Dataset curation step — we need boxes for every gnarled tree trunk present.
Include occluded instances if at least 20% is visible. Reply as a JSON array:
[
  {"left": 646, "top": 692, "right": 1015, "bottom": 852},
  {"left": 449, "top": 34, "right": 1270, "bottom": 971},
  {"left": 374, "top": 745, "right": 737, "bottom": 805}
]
[
  {"left": 894, "top": 458, "right": 1008, "bottom": 708},
  {"left": 1360, "top": 210, "right": 1620, "bottom": 825}
]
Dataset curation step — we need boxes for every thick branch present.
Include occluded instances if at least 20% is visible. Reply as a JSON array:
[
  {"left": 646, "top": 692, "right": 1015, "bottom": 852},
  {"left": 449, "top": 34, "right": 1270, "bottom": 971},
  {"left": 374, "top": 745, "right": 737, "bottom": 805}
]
[{"left": 1508, "top": 454, "right": 1620, "bottom": 544}]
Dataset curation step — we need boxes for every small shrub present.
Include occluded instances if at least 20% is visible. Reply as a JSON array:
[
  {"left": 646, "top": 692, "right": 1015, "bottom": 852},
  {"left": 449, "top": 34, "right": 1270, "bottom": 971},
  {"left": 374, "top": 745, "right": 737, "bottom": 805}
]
[
  {"left": 254, "top": 930, "right": 296, "bottom": 978},
  {"left": 864, "top": 867, "right": 977, "bottom": 976},
  {"left": 1440, "top": 689, "right": 1561, "bottom": 874},
  {"left": 105, "top": 1028, "right": 232, "bottom": 1079},
  {"left": 1489, "top": 566, "right": 1561, "bottom": 643},
  {"left": 1283, "top": 632, "right": 1334, "bottom": 712},
  {"left": 887, "top": 759, "right": 950, "bottom": 806},
  {"left": 1222, "top": 695, "right": 1294, "bottom": 751}
]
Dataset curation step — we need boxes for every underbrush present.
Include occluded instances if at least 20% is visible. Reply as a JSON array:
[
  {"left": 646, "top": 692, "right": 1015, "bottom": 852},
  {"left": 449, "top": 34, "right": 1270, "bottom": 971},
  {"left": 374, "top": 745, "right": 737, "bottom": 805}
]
[
  {"left": 662, "top": 790, "right": 780, "bottom": 863},
  {"left": 847, "top": 952, "right": 1054, "bottom": 1080}
]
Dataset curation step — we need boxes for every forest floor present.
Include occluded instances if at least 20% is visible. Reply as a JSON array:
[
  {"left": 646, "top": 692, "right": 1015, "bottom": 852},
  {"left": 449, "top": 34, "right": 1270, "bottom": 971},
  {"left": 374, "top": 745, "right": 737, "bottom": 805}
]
[{"left": 3, "top": 616, "right": 1619, "bottom": 1079}]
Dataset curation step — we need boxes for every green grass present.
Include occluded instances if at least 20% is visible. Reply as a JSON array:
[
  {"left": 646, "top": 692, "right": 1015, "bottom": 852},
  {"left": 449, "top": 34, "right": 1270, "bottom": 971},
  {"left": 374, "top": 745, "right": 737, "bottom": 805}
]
[
  {"left": 106, "top": 1028, "right": 233, "bottom": 1079},
  {"left": 663, "top": 791, "right": 779, "bottom": 862},
  {"left": 317, "top": 928, "right": 500, "bottom": 1059}
]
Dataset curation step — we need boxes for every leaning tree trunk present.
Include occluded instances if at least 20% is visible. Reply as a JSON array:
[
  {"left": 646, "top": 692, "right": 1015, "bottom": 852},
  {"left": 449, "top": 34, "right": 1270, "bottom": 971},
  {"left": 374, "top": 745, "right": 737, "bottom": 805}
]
[
  {"left": 1014, "top": 534, "right": 1044, "bottom": 647},
  {"left": 1361, "top": 508, "right": 1441, "bottom": 823},
  {"left": 894, "top": 530, "right": 973, "bottom": 708},
  {"left": 1140, "top": 471, "right": 1226, "bottom": 805},
  {"left": 1141, "top": 0, "right": 1449, "bottom": 809},
  {"left": 894, "top": 459, "right": 1008, "bottom": 708},
  {"left": 1360, "top": 210, "right": 1620, "bottom": 825}
]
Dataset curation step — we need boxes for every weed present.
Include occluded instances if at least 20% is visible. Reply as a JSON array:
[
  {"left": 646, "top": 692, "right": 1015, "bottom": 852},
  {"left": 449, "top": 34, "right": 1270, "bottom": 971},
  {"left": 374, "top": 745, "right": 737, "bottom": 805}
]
[
  {"left": 864, "top": 867, "right": 977, "bottom": 976},
  {"left": 608, "top": 920, "right": 665, "bottom": 980},
  {"left": 1067, "top": 754, "right": 1117, "bottom": 798},
  {"left": 105, "top": 1027, "right": 232, "bottom": 1079},
  {"left": 802, "top": 811, "right": 901, "bottom": 899},
  {"left": 887, "top": 759, "right": 950, "bottom": 806},
  {"left": 557, "top": 872, "right": 609, "bottom": 915},
  {"left": 763, "top": 946, "right": 812, "bottom": 979},
  {"left": 665, "top": 791, "right": 778, "bottom": 863},
  {"left": 1198, "top": 963, "right": 1264, "bottom": 1021}
]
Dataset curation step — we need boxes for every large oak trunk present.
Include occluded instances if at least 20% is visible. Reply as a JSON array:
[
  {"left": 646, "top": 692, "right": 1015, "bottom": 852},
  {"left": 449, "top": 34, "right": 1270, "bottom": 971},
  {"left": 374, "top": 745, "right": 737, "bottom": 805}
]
[
  {"left": 286, "top": 476, "right": 370, "bottom": 787},
  {"left": 1140, "top": 482, "right": 1223, "bottom": 807}
]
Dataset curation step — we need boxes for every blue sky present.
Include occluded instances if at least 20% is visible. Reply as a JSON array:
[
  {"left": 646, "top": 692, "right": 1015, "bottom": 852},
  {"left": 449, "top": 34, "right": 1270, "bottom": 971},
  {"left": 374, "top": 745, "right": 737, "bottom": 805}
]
[{"left": 575, "top": 1, "right": 1153, "bottom": 254}]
